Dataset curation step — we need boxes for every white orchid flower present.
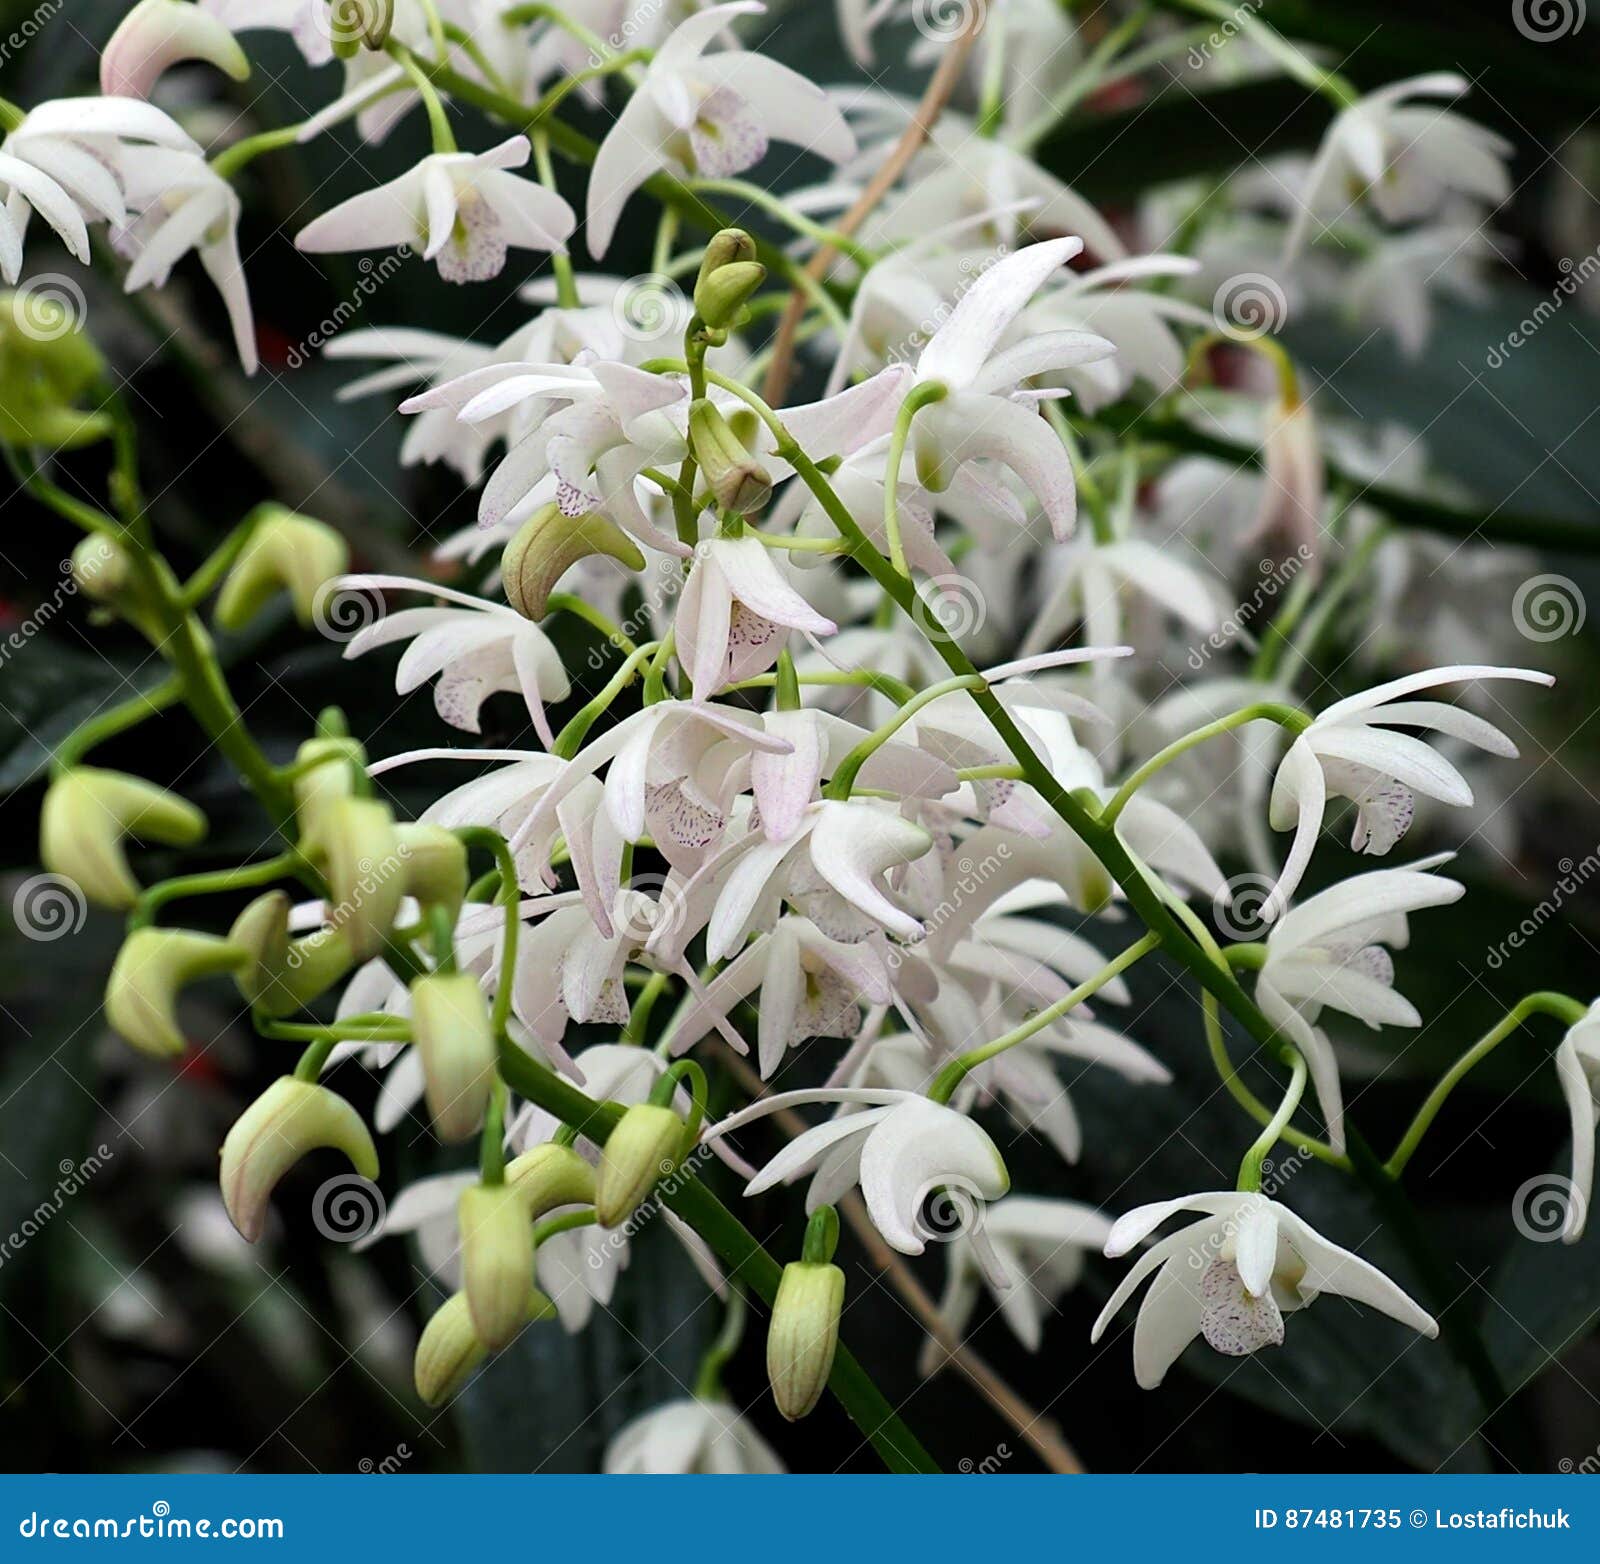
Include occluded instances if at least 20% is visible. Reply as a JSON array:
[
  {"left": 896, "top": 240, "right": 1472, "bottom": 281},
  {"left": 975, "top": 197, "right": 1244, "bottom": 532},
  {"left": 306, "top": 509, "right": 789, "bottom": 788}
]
[
  {"left": 1554, "top": 1003, "right": 1600, "bottom": 1243},
  {"left": 1284, "top": 73, "right": 1511, "bottom": 262},
  {"left": 1255, "top": 864, "right": 1464, "bottom": 1152},
  {"left": 587, "top": 0, "right": 855, "bottom": 258},
  {"left": 111, "top": 145, "right": 257, "bottom": 374},
  {"left": 676, "top": 538, "right": 838, "bottom": 700},
  {"left": 708, "top": 1088, "right": 1010, "bottom": 1256},
  {"left": 604, "top": 1397, "right": 785, "bottom": 1473},
  {"left": 296, "top": 135, "right": 575, "bottom": 283},
  {"left": 1265, "top": 664, "right": 1553, "bottom": 914},
  {"left": 921, "top": 1195, "right": 1114, "bottom": 1375},
  {"left": 101, "top": 0, "right": 249, "bottom": 100},
  {"left": 1092, "top": 1191, "right": 1437, "bottom": 1388},
  {"left": 338, "top": 575, "right": 571, "bottom": 747},
  {"left": 668, "top": 914, "right": 892, "bottom": 1076},
  {"left": 907, "top": 236, "right": 1115, "bottom": 541}
]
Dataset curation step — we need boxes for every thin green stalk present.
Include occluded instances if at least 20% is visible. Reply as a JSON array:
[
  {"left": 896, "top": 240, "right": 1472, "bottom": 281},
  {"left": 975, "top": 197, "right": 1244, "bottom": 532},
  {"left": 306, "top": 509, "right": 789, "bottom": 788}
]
[
  {"left": 130, "top": 852, "right": 301, "bottom": 930},
  {"left": 1238, "top": 1051, "right": 1307, "bottom": 1191},
  {"left": 826, "top": 674, "right": 984, "bottom": 800},
  {"left": 883, "top": 383, "right": 948, "bottom": 576},
  {"left": 53, "top": 676, "right": 184, "bottom": 775}
]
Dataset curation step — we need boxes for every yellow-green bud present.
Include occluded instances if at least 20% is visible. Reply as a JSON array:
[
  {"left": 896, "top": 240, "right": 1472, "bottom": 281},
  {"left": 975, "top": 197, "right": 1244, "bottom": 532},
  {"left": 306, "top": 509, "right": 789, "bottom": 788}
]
[
  {"left": 229, "top": 890, "right": 355, "bottom": 1017},
  {"left": 219, "top": 1076, "right": 378, "bottom": 1242},
  {"left": 41, "top": 767, "right": 207, "bottom": 910},
  {"left": 500, "top": 502, "right": 646, "bottom": 623},
  {"left": 291, "top": 735, "right": 365, "bottom": 859},
  {"left": 0, "top": 290, "right": 110, "bottom": 449},
  {"left": 506, "top": 1142, "right": 597, "bottom": 1219},
  {"left": 71, "top": 534, "right": 131, "bottom": 604},
  {"left": 214, "top": 507, "right": 350, "bottom": 631},
  {"left": 396, "top": 823, "right": 468, "bottom": 925},
  {"left": 322, "top": 795, "right": 405, "bottom": 961},
  {"left": 413, "top": 1286, "right": 555, "bottom": 1406},
  {"left": 698, "top": 228, "right": 758, "bottom": 279},
  {"left": 595, "top": 1104, "right": 683, "bottom": 1228},
  {"left": 410, "top": 970, "right": 497, "bottom": 1143},
  {"left": 695, "top": 260, "right": 766, "bottom": 331},
  {"left": 767, "top": 1260, "right": 845, "bottom": 1421},
  {"left": 458, "top": 1183, "right": 536, "bottom": 1350},
  {"left": 689, "top": 398, "right": 771, "bottom": 516},
  {"left": 105, "top": 927, "right": 247, "bottom": 1058}
]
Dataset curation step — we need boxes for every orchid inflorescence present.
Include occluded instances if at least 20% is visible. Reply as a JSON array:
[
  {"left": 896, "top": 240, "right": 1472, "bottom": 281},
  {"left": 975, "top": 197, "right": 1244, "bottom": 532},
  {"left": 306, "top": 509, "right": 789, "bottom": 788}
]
[{"left": 13, "top": 0, "right": 1598, "bottom": 1474}]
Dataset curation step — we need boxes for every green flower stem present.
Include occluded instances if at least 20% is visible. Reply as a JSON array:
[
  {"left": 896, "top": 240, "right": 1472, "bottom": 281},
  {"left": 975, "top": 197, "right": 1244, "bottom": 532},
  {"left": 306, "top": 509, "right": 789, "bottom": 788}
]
[
  {"left": 211, "top": 124, "right": 307, "bottom": 180},
  {"left": 1237, "top": 1050, "right": 1307, "bottom": 1191},
  {"left": 544, "top": 592, "right": 638, "bottom": 655},
  {"left": 883, "top": 382, "right": 948, "bottom": 576},
  {"left": 957, "top": 763, "right": 1024, "bottom": 782},
  {"left": 1099, "top": 702, "right": 1310, "bottom": 825},
  {"left": 553, "top": 640, "right": 660, "bottom": 756},
  {"left": 293, "top": 1037, "right": 340, "bottom": 1084},
  {"left": 686, "top": 179, "right": 878, "bottom": 268},
  {"left": 130, "top": 852, "right": 302, "bottom": 931},
  {"left": 1267, "top": 520, "right": 1387, "bottom": 685},
  {"left": 622, "top": 969, "right": 673, "bottom": 1045},
  {"left": 929, "top": 932, "right": 1161, "bottom": 1103},
  {"left": 480, "top": 1074, "right": 508, "bottom": 1186},
  {"left": 455, "top": 827, "right": 522, "bottom": 1039},
  {"left": 726, "top": 668, "right": 917, "bottom": 705},
  {"left": 1386, "top": 991, "right": 1587, "bottom": 1177},
  {"left": 826, "top": 674, "right": 984, "bottom": 800},
  {"left": 1160, "top": 0, "right": 1358, "bottom": 107},
  {"left": 180, "top": 511, "right": 267, "bottom": 607},
  {"left": 531, "top": 130, "right": 579, "bottom": 308},
  {"left": 692, "top": 1287, "right": 747, "bottom": 1399},
  {"left": 440, "top": 22, "right": 511, "bottom": 93},
  {"left": 532, "top": 1208, "right": 597, "bottom": 1247},
  {"left": 392, "top": 45, "right": 457, "bottom": 153},
  {"left": 53, "top": 675, "right": 184, "bottom": 775},
  {"left": 493, "top": 1041, "right": 941, "bottom": 1473},
  {"left": 501, "top": 2, "right": 612, "bottom": 59},
  {"left": 262, "top": 1016, "right": 412, "bottom": 1046}
]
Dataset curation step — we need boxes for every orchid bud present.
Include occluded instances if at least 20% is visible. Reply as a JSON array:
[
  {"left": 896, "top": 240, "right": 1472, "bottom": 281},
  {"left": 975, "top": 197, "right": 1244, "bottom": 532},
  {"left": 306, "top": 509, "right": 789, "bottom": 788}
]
[
  {"left": 767, "top": 1260, "right": 845, "bottom": 1421},
  {"left": 695, "top": 261, "right": 765, "bottom": 331},
  {"left": 291, "top": 735, "right": 365, "bottom": 858},
  {"left": 41, "top": 767, "right": 207, "bottom": 909},
  {"left": 70, "top": 534, "right": 131, "bottom": 605},
  {"left": 322, "top": 795, "right": 406, "bottom": 961},
  {"left": 0, "top": 292, "right": 111, "bottom": 450},
  {"left": 104, "top": 927, "right": 247, "bottom": 1058},
  {"left": 694, "top": 229, "right": 761, "bottom": 327},
  {"left": 413, "top": 1287, "right": 554, "bottom": 1406},
  {"left": 458, "top": 1183, "right": 536, "bottom": 1350},
  {"left": 595, "top": 1104, "right": 683, "bottom": 1228},
  {"left": 500, "top": 502, "right": 646, "bottom": 623},
  {"left": 214, "top": 507, "right": 350, "bottom": 631},
  {"left": 100, "top": 0, "right": 250, "bottom": 100},
  {"left": 506, "top": 1142, "right": 597, "bottom": 1219},
  {"left": 329, "top": 0, "right": 394, "bottom": 57},
  {"left": 219, "top": 1076, "right": 378, "bottom": 1242},
  {"left": 409, "top": 971, "right": 497, "bottom": 1142},
  {"left": 689, "top": 398, "right": 770, "bottom": 516},
  {"left": 229, "top": 890, "right": 354, "bottom": 1017},
  {"left": 396, "top": 823, "right": 468, "bottom": 925}
]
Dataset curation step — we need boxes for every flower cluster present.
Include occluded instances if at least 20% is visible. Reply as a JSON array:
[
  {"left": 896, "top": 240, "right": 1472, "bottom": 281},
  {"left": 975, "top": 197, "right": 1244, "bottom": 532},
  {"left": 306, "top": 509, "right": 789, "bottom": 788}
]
[{"left": 15, "top": 0, "right": 1593, "bottom": 1475}]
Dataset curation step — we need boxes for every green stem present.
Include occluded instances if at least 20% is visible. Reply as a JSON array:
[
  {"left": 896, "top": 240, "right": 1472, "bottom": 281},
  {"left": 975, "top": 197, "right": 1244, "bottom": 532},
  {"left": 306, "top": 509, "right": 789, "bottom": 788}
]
[
  {"left": 130, "top": 852, "right": 301, "bottom": 930},
  {"left": 545, "top": 592, "right": 637, "bottom": 655},
  {"left": 1387, "top": 991, "right": 1586, "bottom": 1177},
  {"left": 930, "top": 933, "right": 1161, "bottom": 1102},
  {"left": 480, "top": 1074, "right": 508, "bottom": 1185},
  {"left": 493, "top": 1042, "right": 940, "bottom": 1472},
  {"left": 455, "top": 827, "right": 521, "bottom": 1038},
  {"left": 211, "top": 124, "right": 306, "bottom": 180},
  {"left": 826, "top": 674, "right": 983, "bottom": 800},
  {"left": 531, "top": 130, "right": 579, "bottom": 308},
  {"left": 1238, "top": 1051, "right": 1307, "bottom": 1191},
  {"left": 1101, "top": 702, "right": 1309, "bottom": 825},
  {"left": 53, "top": 676, "right": 184, "bottom": 775},
  {"left": 883, "top": 383, "right": 948, "bottom": 577},
  {"left": 693, "top": 1288, "right": 747, "bottom": 1399}
]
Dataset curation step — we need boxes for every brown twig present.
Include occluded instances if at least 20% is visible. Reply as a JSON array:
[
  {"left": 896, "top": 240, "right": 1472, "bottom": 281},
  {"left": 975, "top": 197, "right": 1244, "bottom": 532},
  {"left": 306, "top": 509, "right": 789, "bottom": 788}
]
[
  {"left": 713, "top": 1043, "right": 1084, "bottom": 1474},
  {"left": 758, "top": 2, "right": 989, "bottom": 407}
]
